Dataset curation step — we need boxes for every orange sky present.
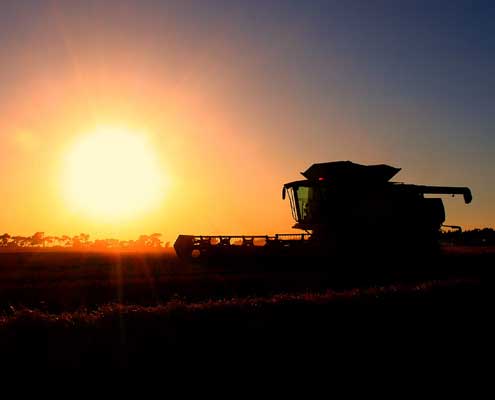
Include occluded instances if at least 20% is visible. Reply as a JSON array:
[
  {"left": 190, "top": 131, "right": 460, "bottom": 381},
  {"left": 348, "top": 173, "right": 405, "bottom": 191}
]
[{"left": 1, "top": 2, "right": 493, "bottom": 241}]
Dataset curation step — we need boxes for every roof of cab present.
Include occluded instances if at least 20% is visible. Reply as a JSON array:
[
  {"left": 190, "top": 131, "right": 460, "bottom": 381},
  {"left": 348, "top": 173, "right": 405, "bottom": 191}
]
[{"left": 302, "top": 161, "right": 401, "bottom": 183}]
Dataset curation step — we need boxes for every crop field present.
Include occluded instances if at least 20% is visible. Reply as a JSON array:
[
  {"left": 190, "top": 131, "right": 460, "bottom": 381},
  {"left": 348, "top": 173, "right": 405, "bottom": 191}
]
[{"left": 0, "top": 247, "right": 486, "bottom": 367}]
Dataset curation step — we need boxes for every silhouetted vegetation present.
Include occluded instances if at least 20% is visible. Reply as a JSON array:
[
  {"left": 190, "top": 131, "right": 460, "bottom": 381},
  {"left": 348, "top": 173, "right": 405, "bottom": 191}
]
[
  {"left": 0, "top": 246, "right": 485, "bottom": 367},
  {"left": 2, "top": 227, "right": 492, "bottom": 253},
  {"left": 441, "top": 227, "right": 495, "bottom": 246},
  {"left": 0, "top": 277, "right": 482, "bottom": 368},
  {"left": 0, "top": 232, "right": 170, "bottom": 251}
]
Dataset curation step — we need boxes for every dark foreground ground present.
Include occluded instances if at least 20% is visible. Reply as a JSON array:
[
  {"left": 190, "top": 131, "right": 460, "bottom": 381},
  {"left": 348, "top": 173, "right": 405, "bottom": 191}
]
[{"left": 0, "top": 246, "right": 487, "bottom": 368}]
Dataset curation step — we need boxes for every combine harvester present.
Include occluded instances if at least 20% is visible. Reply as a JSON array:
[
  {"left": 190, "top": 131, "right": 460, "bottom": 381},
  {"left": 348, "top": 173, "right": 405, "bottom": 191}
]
[{"left": 174, "top": 161, "right": 472, "bottom": 264}]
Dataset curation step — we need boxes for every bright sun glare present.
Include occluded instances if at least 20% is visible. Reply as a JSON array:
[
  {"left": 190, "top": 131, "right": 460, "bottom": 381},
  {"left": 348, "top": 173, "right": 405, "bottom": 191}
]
[{"left": 65, "top": 128, "right": 164, "bottom": 220}]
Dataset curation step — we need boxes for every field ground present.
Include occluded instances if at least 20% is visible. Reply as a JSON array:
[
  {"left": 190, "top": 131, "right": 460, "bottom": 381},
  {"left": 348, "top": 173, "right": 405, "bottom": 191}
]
[{"left": 0, "top": 246, "right": 486, "bottom": 367}]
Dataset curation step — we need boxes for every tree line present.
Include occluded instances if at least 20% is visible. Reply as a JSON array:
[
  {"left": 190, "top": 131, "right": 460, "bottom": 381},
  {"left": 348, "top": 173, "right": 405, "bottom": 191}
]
[
  {"left": 0, "top": 232, "right": 170, "bottom": 250},
  {"left": 440, "top": 227, "right": 495, "bottom": 246}
]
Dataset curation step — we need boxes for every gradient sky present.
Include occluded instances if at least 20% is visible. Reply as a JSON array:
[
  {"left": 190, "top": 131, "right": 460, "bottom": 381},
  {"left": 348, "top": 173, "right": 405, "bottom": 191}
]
[{"left": 1, "top": 0, "right": 493, "bottom": 240}]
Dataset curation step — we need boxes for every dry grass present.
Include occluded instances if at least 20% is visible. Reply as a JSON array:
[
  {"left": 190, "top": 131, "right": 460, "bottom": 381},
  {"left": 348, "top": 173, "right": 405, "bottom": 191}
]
[{"left": 0, "top": 248, "right": 485, "bottom": 367}]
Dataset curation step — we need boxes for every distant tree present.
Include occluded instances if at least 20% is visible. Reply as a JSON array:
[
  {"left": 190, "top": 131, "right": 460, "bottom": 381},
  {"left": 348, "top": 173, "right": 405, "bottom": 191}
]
[
  {"left": 31, "top": 232, "right": 45, "bottom": 247},
  {"left": 44, "top": 236, "right": 56, "bottom": 247},
  {"left": 0, "top": 233, "right": 10, "bottom": 247},
  {"left": 137, "top": 234, "right": 150, "bottom": 248},
  {"left": 79, "top": 233, "right": 90, "bottom": 247},
  {"left": 11, "top": 236, "right": 28, "bottom": 247},
  {"left": 10, "top": 236, "right": 19, "bottom": 247},
  {"left": 150, "top": 233, "right": 162, "bottom": 248},
  {"left": 72, "top": 235, "right": 82, "bottom": 248},
  {"left": 52, "top": 236, "right": 65, "bottom": 247},
  {"left": 61, "top": 235, "right": 72, "bottom": 247}
]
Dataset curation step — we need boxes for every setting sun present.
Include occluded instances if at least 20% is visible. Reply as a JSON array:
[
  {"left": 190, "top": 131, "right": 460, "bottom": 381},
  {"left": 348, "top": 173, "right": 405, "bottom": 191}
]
[{"left": 64, "top": 128, "right": 164, "bottom": 220}]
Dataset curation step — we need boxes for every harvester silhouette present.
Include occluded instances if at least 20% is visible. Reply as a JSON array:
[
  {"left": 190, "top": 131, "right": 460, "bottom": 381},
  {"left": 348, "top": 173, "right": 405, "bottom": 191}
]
[{"left": 174, "top": 161, "right": 472, "bottom": 263}]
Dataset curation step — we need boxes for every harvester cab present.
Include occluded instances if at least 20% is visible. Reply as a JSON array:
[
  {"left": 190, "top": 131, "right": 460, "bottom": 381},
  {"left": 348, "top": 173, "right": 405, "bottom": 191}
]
[{"left": 282, "top": 161, "right": 472, "bottom": 250}]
